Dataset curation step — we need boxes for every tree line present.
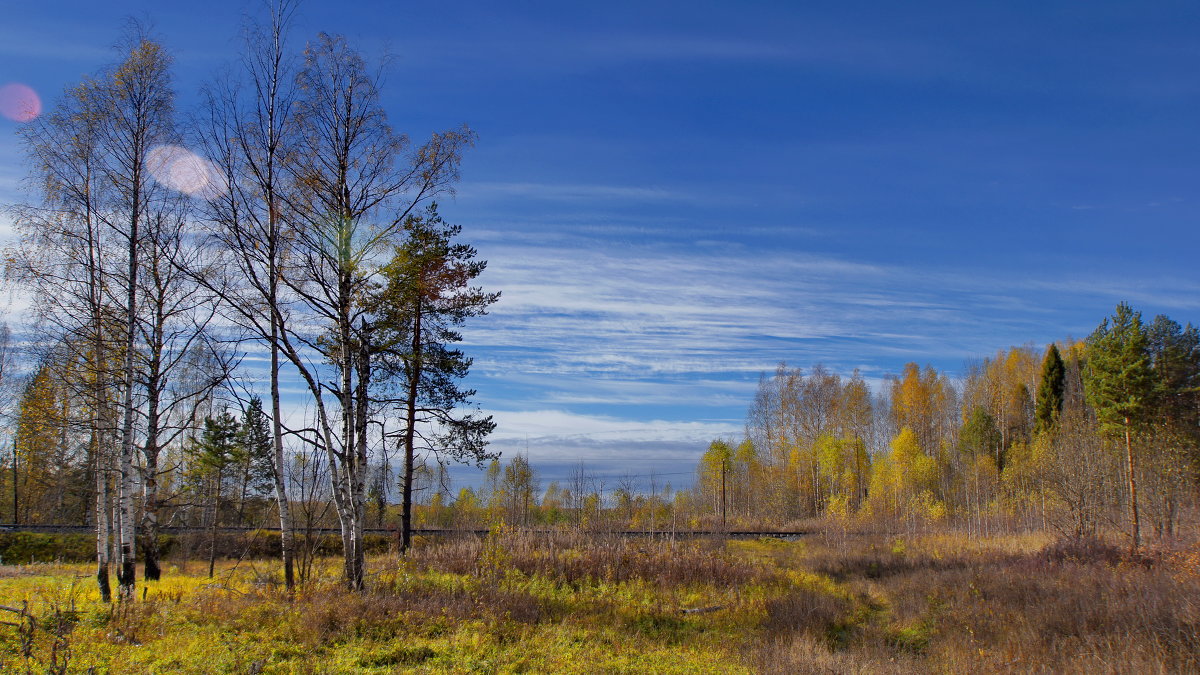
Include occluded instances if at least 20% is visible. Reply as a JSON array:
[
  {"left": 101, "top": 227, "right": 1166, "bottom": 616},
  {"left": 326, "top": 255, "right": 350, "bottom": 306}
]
[
  {"left": 408, "top": 303, "right": 1196, "bottom": 552},
  {"left": 691, "top": 303, "right": 1199, "bottom": 550},
  {"left": 2, "top": 2, "right": 497, "bottom": 600}
]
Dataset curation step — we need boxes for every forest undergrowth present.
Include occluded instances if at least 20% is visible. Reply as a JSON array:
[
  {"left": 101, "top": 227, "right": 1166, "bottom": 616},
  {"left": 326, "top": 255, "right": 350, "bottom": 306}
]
[{"left": 0, "top": 527, "right": 1197, "bottom": 674}]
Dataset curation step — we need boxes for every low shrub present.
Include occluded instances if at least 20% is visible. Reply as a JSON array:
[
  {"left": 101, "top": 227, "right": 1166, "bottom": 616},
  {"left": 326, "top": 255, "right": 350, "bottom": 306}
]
[
  {"left": 1038, "top": 535, "right": 1125, "bottom": 566},
  {"left": 0, "top": 532, "right": 159, "bottom": 564},
  {"left": 168, "top": 530, "right": 391, "bottom": 562},
  {"left": 410, "top": 529, "right": 766, "bottom": 589},
  {"left": 761, "top": 587, "right": 854, "bottom": 646}
]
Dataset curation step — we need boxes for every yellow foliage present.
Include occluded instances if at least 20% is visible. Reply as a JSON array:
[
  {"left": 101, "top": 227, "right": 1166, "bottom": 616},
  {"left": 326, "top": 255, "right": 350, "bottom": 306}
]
[
  {"left": 890, "top": 363, "right": 955, "bottom": 454},
  {"left": 863, "top": 428, "right": 946, "bottom": 522},
  {"left": 825, "top": 493, "right": 852, "bottom": 520},
  {"left": 891, "top": 427, "right": 939, "bottom": 494},
  {"left": 914, "top": 489, "right": 948, "bottom": 522},
  {"left": 864, "top": 453, "right": 898, "bottom": 519}
]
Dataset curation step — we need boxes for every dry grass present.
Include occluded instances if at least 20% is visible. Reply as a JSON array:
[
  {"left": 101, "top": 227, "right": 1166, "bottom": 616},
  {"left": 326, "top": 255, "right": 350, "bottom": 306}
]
[
  {"left": 410, "top": 528, "right": 768, "bottom": 588},
  {"left": 2, "top": 529, "right": 1198, "bottom": 673},
  {"left": 921, "top": 545, "right": 1200, "bottom": 673},
  {"left": 742, "top": 532, "right": 1200, "bottom": 674},
  {"left": 752, "top": 634, "right": 925, "bottom": 675}
]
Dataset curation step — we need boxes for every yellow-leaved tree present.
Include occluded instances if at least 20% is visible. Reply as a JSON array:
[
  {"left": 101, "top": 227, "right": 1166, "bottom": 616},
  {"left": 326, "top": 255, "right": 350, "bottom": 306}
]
[
  {"left": 816, "top": 434, "right": 869, "bottom": 519},
  {"left": 698, "top": 439, "right": 734, "bottom": 525},
  {"left": 865, "top": 427, "right": 945, "bottom": 526},
  {"left": 13, "top": 362, "right": 73, "bottom": 524}
]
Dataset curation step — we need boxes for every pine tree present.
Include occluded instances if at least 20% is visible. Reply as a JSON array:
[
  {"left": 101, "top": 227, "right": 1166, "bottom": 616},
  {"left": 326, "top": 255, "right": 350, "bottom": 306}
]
[
  {"left": 372, "top": 204, "right": 499, "bottom": 552},
  {"left": 1146, "top": 316, "right": 1200, "bottom": 437},
  {"left": 1034, "top": 344, "right": 1066, "bottom": 436},
  {"left": 193, "top": 411, "right": 242, "bottom": 578},
  {"left": 1084, "top": 302, "right": 1154, "bottom": 552}
]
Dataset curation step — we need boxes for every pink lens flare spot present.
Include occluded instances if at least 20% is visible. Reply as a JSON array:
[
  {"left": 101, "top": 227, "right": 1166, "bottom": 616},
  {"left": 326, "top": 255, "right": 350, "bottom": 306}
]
[
  {"left": 0, "top": 83, "right": 42, "bottom": 123},
  {"left": 147, "top": 144, "right": 228, "bottom": 200}
]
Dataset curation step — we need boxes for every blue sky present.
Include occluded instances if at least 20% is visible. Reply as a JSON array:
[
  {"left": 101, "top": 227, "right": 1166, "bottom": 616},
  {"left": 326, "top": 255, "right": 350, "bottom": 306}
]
[{"left": 2, "top": 1, "right": 1198, "bottom": 491}]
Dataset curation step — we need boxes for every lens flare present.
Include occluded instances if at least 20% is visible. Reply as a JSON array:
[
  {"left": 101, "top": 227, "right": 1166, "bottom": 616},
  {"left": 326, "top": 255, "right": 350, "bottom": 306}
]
[
  {"left": 146, "top": 144, "right": 228, "bottom": 199},
  {"left": 0, "top": 83, "right": 42, "bottom": 123}
]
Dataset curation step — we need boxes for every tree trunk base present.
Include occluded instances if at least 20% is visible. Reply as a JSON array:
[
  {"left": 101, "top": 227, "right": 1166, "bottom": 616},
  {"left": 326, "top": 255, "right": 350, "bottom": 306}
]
[{"left": 97, "top": 563, "right": 112, "bottom": 604}]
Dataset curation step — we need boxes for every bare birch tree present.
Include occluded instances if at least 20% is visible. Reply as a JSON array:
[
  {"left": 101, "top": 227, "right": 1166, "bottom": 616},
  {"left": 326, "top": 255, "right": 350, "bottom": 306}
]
[
  {"left": 97, "top": 30, "right": 180, "bottom": 599},
  {"left": 9, "top": 78, "right": 119, "bottom": 602},
  {"left": 11, "top": 27, "right": 182, "bottom": 600},
  {"left": 280, "top": 32, "right": 473, "bottom": 589},
  {"left": 135, "top": 200, "right": 230, "bottom": 581},
  {"left": 194, "top": 0, "right": 302, "bottom": 591}
]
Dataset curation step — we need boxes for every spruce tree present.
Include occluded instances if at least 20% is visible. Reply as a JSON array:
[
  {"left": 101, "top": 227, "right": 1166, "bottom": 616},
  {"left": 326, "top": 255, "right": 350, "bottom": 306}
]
[
  {"left": 960, "top": 406, "right": 1001, "bottom": 462},
  {"left": 1034, "top": 343, "right": 1066, "bottom": 435},
  {"left": 236, "top": 397, "right": 276, "bottom": 522},
  {"left": 1146, "top": 316, "right": 1200, "bottom": 438}
]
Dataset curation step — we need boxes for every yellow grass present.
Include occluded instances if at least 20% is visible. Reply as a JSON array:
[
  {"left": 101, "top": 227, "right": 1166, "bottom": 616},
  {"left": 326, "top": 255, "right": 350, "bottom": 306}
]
[{"left": 0, "top": 531, "right": 1196, "bottom": 673}]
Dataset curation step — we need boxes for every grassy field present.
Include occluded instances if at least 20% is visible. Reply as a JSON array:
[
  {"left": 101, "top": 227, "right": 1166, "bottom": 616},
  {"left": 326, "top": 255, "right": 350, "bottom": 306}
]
[{"left": 0, "top": 528, "right": 1197, "bottom": 674}]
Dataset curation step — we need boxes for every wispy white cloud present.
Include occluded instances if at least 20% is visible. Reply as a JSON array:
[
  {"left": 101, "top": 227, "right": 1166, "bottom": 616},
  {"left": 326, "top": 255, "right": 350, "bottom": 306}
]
[
  {"left": 1016, "top": 278, "right": 1200, "bottom": 312},
  {"left": 577, "top": 35, "right": 799, "bottom": 63},
  {"left": 464, "top": 238, "right": 955, "bottom": 379},
  {"left": 488, "top": 409, "right": 739, "bottom": 443},
  {"left": 460, "top": 222, "right": 1199, "bottom": 408},
  {"left": 481, "top": 408, "right": 739, "bottom": 466}
]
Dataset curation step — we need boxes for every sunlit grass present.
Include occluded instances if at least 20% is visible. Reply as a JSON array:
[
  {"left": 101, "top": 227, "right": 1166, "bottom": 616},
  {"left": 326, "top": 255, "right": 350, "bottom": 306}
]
[{"left": 0, "top": 531, "right": 1197, "bottom": 673}]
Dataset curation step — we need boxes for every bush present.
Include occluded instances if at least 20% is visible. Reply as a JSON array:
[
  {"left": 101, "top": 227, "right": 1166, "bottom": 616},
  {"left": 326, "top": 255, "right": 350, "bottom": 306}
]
[
  {"left": 0, "top": 529, "right": 393, "bottom": 564},
  {"left": 167, "top": 530, "right": 392, "bottom": 561},
  {"left": 761, "top": 587, "right": 854, "bottom": 645},
  {"left": 1038, "top": 535, "right": 1125, "bottom": 566},
  {"left": 0, "top": 532, "right": 113, "bottom": 563}
]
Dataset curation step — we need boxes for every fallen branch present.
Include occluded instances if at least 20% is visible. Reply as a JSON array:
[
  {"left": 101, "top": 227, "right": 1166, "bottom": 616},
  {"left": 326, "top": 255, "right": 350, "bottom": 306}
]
[{"left": 679, "top": 604, "right": 725, "bottom": 615}]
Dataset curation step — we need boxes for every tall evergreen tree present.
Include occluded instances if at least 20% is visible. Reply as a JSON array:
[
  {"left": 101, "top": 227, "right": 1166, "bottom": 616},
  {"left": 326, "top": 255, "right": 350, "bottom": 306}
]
[
  {"left": 234, "top": 396, "right": 276, "bottom": 523},
  {"left": 959, "top": 406, "right": 1001, "bottom": 463},
  {"left": 1084, "top": 302, "right": 1154, "bottom": 552},
  {"left": 1034, "top": 343, "right": 1066, "bottom": 435},
  {"left": 1145, "top": 316, "right": 1200, "bottom": 521},
  {"left": 372, "top": 204, "right": 499, "bottom": 552},
  {"left": 192, "top": 411, "right": 242, "bottom": 578},
  {"left": 1146, "top": 316, "right": 1200, "bottom": 437}
]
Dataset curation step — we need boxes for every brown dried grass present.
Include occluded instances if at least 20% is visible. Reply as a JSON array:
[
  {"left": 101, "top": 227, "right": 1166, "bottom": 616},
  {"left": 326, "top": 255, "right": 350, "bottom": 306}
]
[
  {"left": 410, "top": 529, "right": 767, "bottom": 589},
  {"left": 749, "top": 533, "right": 1200, "bottom": 674}
]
